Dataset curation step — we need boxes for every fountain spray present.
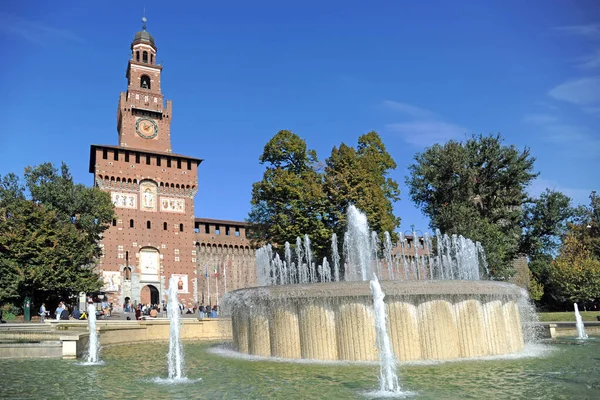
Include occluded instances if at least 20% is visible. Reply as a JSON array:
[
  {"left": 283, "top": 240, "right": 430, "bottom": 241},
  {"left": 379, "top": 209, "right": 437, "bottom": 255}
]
[
  {"left": 86, "top": 303, "right": 100, "bottom": 363},
  {"left": 167, "top": 276, "right": 185, "bottom": 379},
  {"left": 574, "top": 303, "right": 588, "bottom": 340},
  {"left": 370, "top": 274, "right": 400, "bottom": 394}
]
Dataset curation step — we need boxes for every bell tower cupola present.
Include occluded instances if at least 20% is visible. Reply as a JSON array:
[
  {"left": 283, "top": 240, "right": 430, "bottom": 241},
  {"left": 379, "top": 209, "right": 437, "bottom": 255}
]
[{"left": 117, "top": 16, "right": 173, "bottom": 153}]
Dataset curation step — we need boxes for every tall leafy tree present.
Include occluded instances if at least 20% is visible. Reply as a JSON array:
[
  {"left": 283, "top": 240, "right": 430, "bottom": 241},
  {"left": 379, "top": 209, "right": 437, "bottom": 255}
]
[
  {"left": 324, "top": 131, "right": 400, "bottom": 239},
  {"left": 406, "top": 133, "right": 538, "bottom": 278},
  {"left": 248, "top": 130, "right": 331, "bottom": 256},
  {"left": 25, "top": 163, "right": 114, "bottom": 259},
  {"left": 520, "top": 189, "right": 574, "bottom": 302},
  {"left": 548, "top": 234, "right": 600, "bottom": 307},
  {"left": 0, "top": 163, "right": 114, "bottom": 307},
  {"left": 570, "top": 191, "right": 600, "bottom": 260}
]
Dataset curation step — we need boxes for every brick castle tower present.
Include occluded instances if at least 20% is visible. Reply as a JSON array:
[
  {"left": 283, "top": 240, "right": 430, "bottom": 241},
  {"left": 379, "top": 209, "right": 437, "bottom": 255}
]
[{"left": 89, "top": 18, "right": 202, "bottom": 307}]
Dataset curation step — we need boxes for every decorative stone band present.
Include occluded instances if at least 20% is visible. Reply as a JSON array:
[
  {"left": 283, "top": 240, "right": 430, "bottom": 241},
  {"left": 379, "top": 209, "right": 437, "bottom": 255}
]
[
  {"left": 96, "top": 179, "right": 196, "bottom": 198},
  {"left": 223, "top": 281, "right": 526, "bottom": 362}
]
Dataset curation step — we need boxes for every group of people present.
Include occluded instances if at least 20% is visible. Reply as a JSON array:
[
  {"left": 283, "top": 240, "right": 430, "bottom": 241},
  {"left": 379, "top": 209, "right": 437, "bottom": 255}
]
[
  {"left": 38, "top": 301, "right": 86, "bottom": 322},
  {"left": 198, "top": 304, "right": 218, "bottom": 319},
  {"left": 133, "top": 303, "right": 162, "bottom": 320}
]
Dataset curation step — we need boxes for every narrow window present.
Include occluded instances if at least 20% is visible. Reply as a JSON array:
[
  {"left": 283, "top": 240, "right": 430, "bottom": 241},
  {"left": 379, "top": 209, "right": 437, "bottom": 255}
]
[
  {"left": 130, "top": 219, "right": 134, "bottom": 228},
  {"left": 147, "top": 221, "right": 151, "bottom": 229},
  {"left": 140, "top": 75, "right": 151, "bottom": 89},
  {"left": 204, "top": 224, "right": 209, "bottom": 234},
  {"left": 136, "top": 51, "right": 140, "bottom": 61},
  {"left": 135, "top": 153, "right": 140, "bottom": 163},
  {"left": 125, "top": 152, "right": 130, "bottom": 162},
  {"left": 146, "top": 155, "right": 151, "bottom": 165},
  {"left": 179, "top": 223, "right": 184, "bottom": 232},
  {"left": 102, "top": 149, "right": 108, "bottom": 159},
  {"left": 124, "top": 266, "right": 131, "bottom": 281},
  {"left": 142, "top": 51, "right": 148, "bottom": 63},
  {"left": 114, "top": 150, "right": 119, "bottom": 161},
  {"left": 157, "top": 157, "right": 161, "bottom": 167},
  {"left": 150, "top": 54, "right": 154, "bottom": 64},
  {"left": 187, "top": 160, "right": 191, "bottom": 170},
  {"left": 215, "top": 225, "right": 220, "bottom": 235},
  {"left": 235, "top": 227, "right": 240, "bottom": 237},
  {"left": 177, "top": 159, "right": 181, "bottom": 169},
  {"left": 225, "top": 226, "right": 230, "bottom": 236},
  {"left": 167, "top": 158, "right": 172, "bottom": 168},
  {"left": 163, "top": 222, "right": 168, "bottom": 230},
  {"left": 112, "top": 219, "right": 117, "bottom": 227}
]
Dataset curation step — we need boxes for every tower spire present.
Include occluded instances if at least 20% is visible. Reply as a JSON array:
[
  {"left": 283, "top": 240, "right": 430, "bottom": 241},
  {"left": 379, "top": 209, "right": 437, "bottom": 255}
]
[{"left": 142, "top": 8, "right": 147, "bottom": 31}]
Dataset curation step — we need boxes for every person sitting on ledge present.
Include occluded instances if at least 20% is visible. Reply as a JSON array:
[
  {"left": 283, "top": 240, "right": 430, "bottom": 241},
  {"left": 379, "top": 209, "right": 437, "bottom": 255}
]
[
  {"left": 60, "top": 306, "right": 70, "bottom": 320},
  {"left": 149, "top": 307, "right": 158, "bottom": 318},
  {"left": 71, "top": 307, "right": 81, "bottom": 320}
]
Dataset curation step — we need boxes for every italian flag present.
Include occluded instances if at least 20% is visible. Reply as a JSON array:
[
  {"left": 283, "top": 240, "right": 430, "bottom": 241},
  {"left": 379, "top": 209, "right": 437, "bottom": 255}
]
[{"left": 214, "top": 265, "right": 218, "bottom": 277}]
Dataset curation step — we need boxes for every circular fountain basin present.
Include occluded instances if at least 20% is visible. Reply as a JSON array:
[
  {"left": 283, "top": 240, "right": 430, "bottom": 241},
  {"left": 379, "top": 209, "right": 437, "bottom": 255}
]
[{"left": 224, "top": 280, "right": 525, "bottom": 362}]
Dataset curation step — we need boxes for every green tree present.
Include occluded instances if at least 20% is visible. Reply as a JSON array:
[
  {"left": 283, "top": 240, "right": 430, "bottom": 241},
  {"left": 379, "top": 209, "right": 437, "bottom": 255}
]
[
  {"left": 0, "top": 163, "right": 114, "bottom": 307},
  {"left": 548, "top": 234, "right": 600, "bottom": 306},
  {"left": 569, "top": 191, "right": 600, "bottom": 260},
  {"left": 248, "top": 130, "right": 331, "bottom": 256},
  {"left": 519, "top": 189, "right": 574, "bottom": 305},
  {"left": 24, "top": 163, "right": 114, "bottom": 259},
  {"left": 324, "top": 131, "right": 400, "bottom": 240},
  {"left": 520, "top": 189, "right": 573, "bottom": 257},
  {"left": 406, "top": 133, "right": 538, "bottom": 278}
]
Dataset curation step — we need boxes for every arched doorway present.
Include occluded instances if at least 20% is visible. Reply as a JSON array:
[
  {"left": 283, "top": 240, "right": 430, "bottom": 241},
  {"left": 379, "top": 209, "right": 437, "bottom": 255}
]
[{"left": 141, "top": 285, "right": 159, "bottom": 305}]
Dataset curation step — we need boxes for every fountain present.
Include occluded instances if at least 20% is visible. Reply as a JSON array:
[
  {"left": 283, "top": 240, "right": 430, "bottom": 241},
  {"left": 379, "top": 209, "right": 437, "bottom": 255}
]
[
  {"left": 224, "top": 205, "right": 528, "bottom": 362},
  {"left": 370, "top": 274, "right": 400, "bottom": 394},
  {"left": 86, "top": 303, "right": 100, "bottom": 364},
  {"left": 574, "top": 303, "right": 588, "bottom": 340},
  {"left": 167, "top": 276, "right": 184, "bottom": 379}
]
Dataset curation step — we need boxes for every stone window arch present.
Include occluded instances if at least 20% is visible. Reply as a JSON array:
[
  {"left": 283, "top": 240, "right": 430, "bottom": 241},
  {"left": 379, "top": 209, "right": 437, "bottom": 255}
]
[{"left": 140, "top": 75, "right": 151, "bottom": 89}]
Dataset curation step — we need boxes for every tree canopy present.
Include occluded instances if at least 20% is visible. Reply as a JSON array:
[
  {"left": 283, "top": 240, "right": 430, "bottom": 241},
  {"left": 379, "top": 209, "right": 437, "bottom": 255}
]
[
  {"left": 324, "top": 131, "right": 400, "bottom": 240},
  {"left": 548, "top": 234, "right": 600, "bottom": 306},
  {"left": 248, "top": 130, "right": 330, "bottom": 256},
  {"left": 248, "top": 130, "right": 401, "bottom": 262},
  {"left": 406, "top": 133, "right": 538, "bottom": 278},
  {"left": 0, "top": 163, "right": 114, "bottom": 307}
]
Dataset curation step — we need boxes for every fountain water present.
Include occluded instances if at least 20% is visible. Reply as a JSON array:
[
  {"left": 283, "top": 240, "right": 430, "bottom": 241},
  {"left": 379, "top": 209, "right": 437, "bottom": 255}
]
[
  {"left": 86, "top": 303, "right": 100, "bottom": 363},
  {"left": 574, "top": 303, "right": 588, "bottom": 340},
  {"left": 370, "top": 274, "right": 400, "bottom": 394},
  {"left": 225, "top": 205, "right": 528, "bottom": 362},
  {"left": 167, "top": 276, "right": 184, "bottom": 379}
]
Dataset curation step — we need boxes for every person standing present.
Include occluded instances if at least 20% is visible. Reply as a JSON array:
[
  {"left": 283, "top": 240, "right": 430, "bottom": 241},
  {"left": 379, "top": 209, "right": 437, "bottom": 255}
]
[
  {"left": 39, "top": 303, "right": 46, "bottom": 323},
  {"left": 55, "top": 302, "right": 64, "bottom": 321}
]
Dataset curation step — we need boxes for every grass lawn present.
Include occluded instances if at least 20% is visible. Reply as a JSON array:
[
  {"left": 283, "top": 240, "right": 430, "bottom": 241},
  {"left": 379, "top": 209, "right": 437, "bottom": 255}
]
[{"left": 538, "top": 311, "right": 600, "bottom": 322}]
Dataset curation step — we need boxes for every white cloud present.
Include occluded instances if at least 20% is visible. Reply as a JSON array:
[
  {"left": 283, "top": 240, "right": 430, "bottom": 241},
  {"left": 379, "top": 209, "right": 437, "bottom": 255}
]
[
  {"left": 0, "top": 12, "right": 83, "bottom": 46},
  {"left": 584, "top": 106, "right": 600, "bottom": 116},
  {"left": 523, "top": 114, "right": 558, "bottom": 124},
  {"left": 577, "top": 49, "right": 600, "bottom": 69},
  {"left": 548, "top": 77, "right": 600, "bottom": 105},
  {"left": 381, "top": 100, "right": 437, "bottom": 118},
  {"left": 528, "top": 178, "right": 592, "bottom": 207},
  {"left": 554, "top": 23, "right": 600, "bottom": 39},
  {"left": 385, "top": 121, "right": 467, "bottom": 147}
]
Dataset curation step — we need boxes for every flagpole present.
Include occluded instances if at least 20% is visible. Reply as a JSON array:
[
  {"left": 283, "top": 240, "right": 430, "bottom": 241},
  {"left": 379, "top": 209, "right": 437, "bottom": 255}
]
[
  {"left": 207, "top": 264, "right": 211, "bottom": 307},
  {"left": 224, "top": 256, "right": 228, "bottom": 294}
]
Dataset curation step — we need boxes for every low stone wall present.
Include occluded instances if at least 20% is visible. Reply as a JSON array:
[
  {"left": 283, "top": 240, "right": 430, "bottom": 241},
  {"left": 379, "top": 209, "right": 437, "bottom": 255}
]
[
  {"left": 542, "top": 322, "right": 600, "bottom": 338},
  {"left": 0, "top": 318, "right": 232, "bottom": 359}
]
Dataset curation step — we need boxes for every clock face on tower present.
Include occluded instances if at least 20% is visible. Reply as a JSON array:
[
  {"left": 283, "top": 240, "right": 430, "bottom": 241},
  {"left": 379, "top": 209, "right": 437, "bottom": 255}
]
[{"left": 135, "top": 118, "right": 159, "bottom": 139}]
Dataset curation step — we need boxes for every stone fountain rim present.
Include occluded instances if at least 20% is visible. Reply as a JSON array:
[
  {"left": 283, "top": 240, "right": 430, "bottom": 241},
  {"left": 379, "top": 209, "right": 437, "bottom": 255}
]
[{"left": 223, "top": 280, "right": 524, "bottom": 301}]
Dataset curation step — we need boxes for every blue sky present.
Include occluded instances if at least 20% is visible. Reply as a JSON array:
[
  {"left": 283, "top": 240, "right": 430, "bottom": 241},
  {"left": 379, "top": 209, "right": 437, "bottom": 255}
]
[{"left": 1, "top": 0, "right": 598, "bottom": 235}]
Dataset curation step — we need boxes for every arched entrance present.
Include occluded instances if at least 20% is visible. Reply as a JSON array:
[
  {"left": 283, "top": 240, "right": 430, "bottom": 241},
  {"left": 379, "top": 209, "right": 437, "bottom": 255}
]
[{"left": 141, "top": 285, "right": 159, "bottom": 305}]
